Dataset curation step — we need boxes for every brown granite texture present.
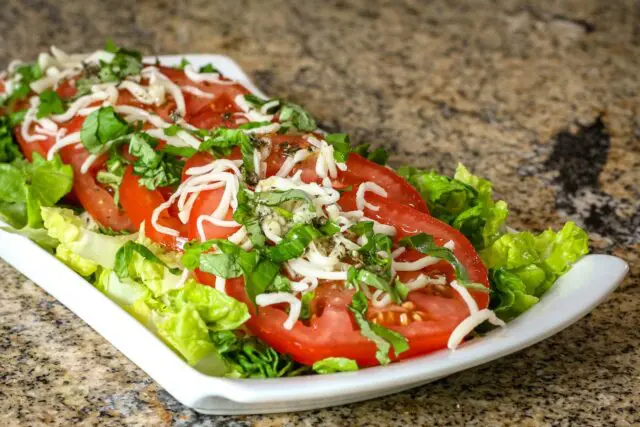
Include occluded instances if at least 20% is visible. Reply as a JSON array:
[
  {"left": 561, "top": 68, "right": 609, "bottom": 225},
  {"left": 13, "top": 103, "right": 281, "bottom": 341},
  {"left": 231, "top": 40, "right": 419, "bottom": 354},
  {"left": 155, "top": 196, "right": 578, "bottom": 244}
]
[{"left": 1, "top": 0, "right": 639, "bottom": 425}]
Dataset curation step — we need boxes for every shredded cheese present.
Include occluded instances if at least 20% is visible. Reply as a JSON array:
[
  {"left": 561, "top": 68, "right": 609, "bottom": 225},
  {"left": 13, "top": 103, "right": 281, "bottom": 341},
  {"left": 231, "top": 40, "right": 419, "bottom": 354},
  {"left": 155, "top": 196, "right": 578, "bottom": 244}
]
[
  {"left": 356, "top": 182, "right": 388, "bottom": 212},
  {"left": 256, "top": 292, "right": 302, "bottom": 330},
  {"left": 447, "top": 309, "right": 505, "bottom": 350}
]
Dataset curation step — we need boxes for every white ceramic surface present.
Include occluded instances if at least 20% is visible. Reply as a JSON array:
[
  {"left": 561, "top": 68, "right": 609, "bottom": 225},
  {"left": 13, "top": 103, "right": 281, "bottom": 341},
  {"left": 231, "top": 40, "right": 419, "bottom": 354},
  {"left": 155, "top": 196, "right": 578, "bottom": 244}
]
[{"left": 0, "top": 54, "right": 629, "bottom": 415}]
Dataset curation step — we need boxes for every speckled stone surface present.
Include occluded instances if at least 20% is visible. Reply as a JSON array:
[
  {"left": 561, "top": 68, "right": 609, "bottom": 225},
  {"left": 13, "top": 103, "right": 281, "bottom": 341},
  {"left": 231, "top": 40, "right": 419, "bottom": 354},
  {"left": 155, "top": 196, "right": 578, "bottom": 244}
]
[{"left": 1, "top": 0, "right": 638, "bottom": 425}]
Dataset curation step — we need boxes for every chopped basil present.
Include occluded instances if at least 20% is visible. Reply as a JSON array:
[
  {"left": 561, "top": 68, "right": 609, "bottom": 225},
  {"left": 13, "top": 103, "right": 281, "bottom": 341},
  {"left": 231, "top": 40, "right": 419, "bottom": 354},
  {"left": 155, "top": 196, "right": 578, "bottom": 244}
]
[
  {"left": 312, "top": 357, "right": 359, "bottom": 374},
  {"left": 199, "top": 63, "right": 219, "bottom": 73},
  {"left": 399, "top": 233, "right": 488, "bottom": 291},
  {"left": 299, "top": 291, "right": 315, "bottom": 320},
  {"left": 255, "top": 189, "right": 312, "bottom": 208},
  {"left": 0, "top": 63, "right": 42, "bottom": 106},
  {"left": 348, "top": 291, "right": 408, "bottom": 365},
  {"left": 159, "top": 145, "right": 197, "bottom": 158},
  {"left": 266, "top": 224, "right": 321, "bottom": 263},
  {"left": 199, "top": 127, "right": 256, "bottom": 183},
  {"left": 233, "top": 188, "right": 266, "bottom": 248},
  {"left": 36, "top": 89, "right": 65, "bottom": 119},
  {"left": 279, "top": 102, "right": 316, "bottom": 132},
  {"left": 245, "top": 259, "right": 281, "bottom": 306},
  {"left": 325, "top": 133, "right": 350, "bottom": 163},
  {"left": 177, "top": 58, "right": 191, "bottom": 70},
  {"left": 271, "top": 275, "right": 293, "bottom": 293},
  {"left": 163, "top": 124, "right": 182, "bottom": 136},
  {"left": 80, "top": 106, "right": 130, "bottom": 154},
  {"left": 353, "top": 143, "right": 389, "bottom": 166},
  {"left": 244, "top": 94, "right": 268, "bottom": 108},
  {"left": 128, "top": 133, "right": 184, "bottom": 190}
]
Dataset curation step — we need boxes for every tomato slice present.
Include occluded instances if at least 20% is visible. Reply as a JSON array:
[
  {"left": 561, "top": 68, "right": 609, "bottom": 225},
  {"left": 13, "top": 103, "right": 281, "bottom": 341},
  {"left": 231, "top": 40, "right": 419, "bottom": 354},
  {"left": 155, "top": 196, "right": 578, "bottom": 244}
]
[
  {"left": 182, "top": 153, "right": 242, "bottom": 242},
  {"left": 221, "top": 193, "right": 488, "bottom": 367},
  {"left": 264, "top": 134, "right": 428, "bottom": 212},
  {"left": 13, "top": 116, "right": 134, "bottom": 232},
  {"left": 119, "top": 166, "right": 187, "bottom": 249}
]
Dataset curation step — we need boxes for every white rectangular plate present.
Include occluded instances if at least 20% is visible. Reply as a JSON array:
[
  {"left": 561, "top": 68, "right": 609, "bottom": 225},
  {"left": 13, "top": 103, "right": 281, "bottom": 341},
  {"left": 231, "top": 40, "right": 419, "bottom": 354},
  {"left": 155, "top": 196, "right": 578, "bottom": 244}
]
[{"left": 0, "top": 54, "right": 629, "bottom": 415}]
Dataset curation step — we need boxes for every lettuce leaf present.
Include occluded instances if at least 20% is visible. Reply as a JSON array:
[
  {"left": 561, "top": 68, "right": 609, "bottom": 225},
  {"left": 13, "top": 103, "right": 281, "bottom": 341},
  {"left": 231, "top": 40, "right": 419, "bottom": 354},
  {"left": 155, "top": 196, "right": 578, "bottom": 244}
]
[
  {"left": 0, "top": 153, "right": 73, "bottom": 229},
  {"left": 398, "top": 163, "right": 508, "bottom": 249},
  {"left": 41, "top": 207, "right": 135, "bottom": 274},
  {"left": 481, "top": 222, "right": 589, "bottom": 320}
]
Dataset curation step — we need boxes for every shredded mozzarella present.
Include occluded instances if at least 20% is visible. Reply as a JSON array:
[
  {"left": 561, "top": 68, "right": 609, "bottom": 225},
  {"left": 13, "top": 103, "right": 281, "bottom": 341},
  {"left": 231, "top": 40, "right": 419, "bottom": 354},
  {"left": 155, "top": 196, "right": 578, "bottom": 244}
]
[
  {"left": 276, "top": 149, "right": 311, "bottom": 177},
  {"left": 215, "top": 276, "right": 227, "bottom": 294},
  {"left": 184, "top": 64, "right": 236, "bottom": 85},
  {"left": 21, "top": 97, "right": 48, "bottom": 142},
  {"left": 356, "top": 182, "right": 388, "bottom": 212},
  {"left": 393, "top": 255, "right": 441, "bottom": 272},
  {"left": 47, "top": 131, "right": 80, "bottom": 160},
  {"left": 51, "top": 91, "right": 110, "bottom": 122},
  {"left": 180, "top": 85, "right": 215, "bottom": 99},
  {"left": 119, "top": 80, "right": 166, "bottom": 106},
  {"left": 234, "top": 94, "right": 274, "bottom": 122},
  {"left": 256, "top": 292, "right": 302, "bottom": 330},
  {"left": 141, "top": 66, "right": 186, "bottom": 117},
  {"left": 450, "top": 280, "right": 479, "bottom": 315},
  {"left": 447, "top": 309, "right": 505, "bottom": 350},
  {"left": 287, "top": 258, "right": 349, "bottom": 281}
]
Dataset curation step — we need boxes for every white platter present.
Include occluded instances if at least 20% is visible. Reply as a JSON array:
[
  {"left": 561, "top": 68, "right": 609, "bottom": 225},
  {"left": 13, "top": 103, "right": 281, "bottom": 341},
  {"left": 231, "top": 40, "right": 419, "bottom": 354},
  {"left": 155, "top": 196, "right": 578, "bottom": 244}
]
[{"left": 0, "top": 54, "right": 629, "bottom": 415}]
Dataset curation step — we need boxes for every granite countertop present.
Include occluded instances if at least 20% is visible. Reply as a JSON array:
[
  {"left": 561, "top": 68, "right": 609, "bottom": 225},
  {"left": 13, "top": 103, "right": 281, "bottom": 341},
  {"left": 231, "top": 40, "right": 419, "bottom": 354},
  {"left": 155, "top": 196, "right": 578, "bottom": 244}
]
[{"left": 1, "top": 0, "right": 638, "bottom": 425}]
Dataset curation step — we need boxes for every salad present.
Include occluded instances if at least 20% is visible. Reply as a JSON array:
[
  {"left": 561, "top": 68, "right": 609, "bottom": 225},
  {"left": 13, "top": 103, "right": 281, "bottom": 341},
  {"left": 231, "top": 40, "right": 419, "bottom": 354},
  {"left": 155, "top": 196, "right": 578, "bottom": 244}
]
[{"left": 0, "top": 43, "right": 590, "bottom": 377}]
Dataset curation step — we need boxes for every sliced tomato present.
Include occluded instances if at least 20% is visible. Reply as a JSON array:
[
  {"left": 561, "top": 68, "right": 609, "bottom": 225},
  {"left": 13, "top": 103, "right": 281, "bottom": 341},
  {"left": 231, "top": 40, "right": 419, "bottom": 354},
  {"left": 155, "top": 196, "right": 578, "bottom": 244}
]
[
  {"left": 222, "top": 193, "right": 487, "bottom": 367},
  {"left": 14, "top": 116, "right": 134, "bottom": 231},
  {"left": 183, "top": 153, "right": 241, "bottom": 242},
  {"left": 263, "top": 134, "right": 428, "bottom": 212},
  {"left": 119, "top": 166, "right": 187, "bottom": 248}
]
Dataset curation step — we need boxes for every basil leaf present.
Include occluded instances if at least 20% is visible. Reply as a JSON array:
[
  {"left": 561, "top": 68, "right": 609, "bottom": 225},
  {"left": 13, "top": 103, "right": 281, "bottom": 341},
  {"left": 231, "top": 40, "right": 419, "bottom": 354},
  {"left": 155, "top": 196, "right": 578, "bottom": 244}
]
[
  {"left": 325, "top": 133, "right": 350, "bottom": 163},
  {"left": 312, "top": 357, "right": 359, "bottom": 374},
  {"left": 238, "top": 121, "right": 271, "bottom": 130},
  {"left": 353, "top": 143, "right": 389, "bottom": 166},
  {"left": 182, "top": 239, "right": 258, "bottom": 274},
  {"left": 244, "top": 94, "right": 268, "bottom": 108},
  {"left": 199, "top": 63, "right": 219, "bottom": 73},
  {"left": 267, "top": 224, "right": 321, "bottom": 263},
  {"left": 37, "top": 89, "right": 65, "bottom": 119},
  {"left": 200, "top": 252, "right": 244, "bottom": 279},
  {"left": 177, "top": 58, "right": 191, "bottom": 70},
  {"left": 279, "top": 103, "right": 316, "bottom": 132},
  {"left": 114, "top": 241, "right": 180, "bottom": 279},
  {"left": 1, "top": 63, "right": 42, "bottom": 106},
  {"left": 160, "top": 145, "right": 197, "bottom": 158},
  {"left": 233, "top": 188, "right": 266, "bottom": 247},
  {"left": 400, "top": 233, "right": 469, "bottom": 280},
  {"left": 299, "top": 291, "right": 315, "bottom": 320},
  {"left": 245, "top": 259, "right": 281, "bottom": 306},
  {"left": 255, "top": 189, "right": 313, "bottom": 209},
  {"left": 200, "top": 128, "right": 256, "bottom": 183},
  {"left": 348, "top": 291, "right": 408, "bottom": 365},
  {"left": 129, "top": 133, "right": 184, "bottom": 190},
  {"left": 80, "top": 106, "right": 130, "bottom": 154},
  {"left": 271, "top": 275, "right": 292, "bottom": 293}
]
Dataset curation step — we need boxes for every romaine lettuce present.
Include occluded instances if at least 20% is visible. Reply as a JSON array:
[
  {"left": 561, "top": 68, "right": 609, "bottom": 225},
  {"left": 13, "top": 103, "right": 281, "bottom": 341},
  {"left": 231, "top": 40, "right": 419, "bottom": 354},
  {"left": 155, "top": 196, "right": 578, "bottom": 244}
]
[
  {"left": 41, "top": 207, "right": 135, "bottom": 273},
  {"left": 481, "top": 222, "right": 589, "bottom": 320},
  {"left": 398, "top": 163, "right": 508, "bottom": 249}
]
